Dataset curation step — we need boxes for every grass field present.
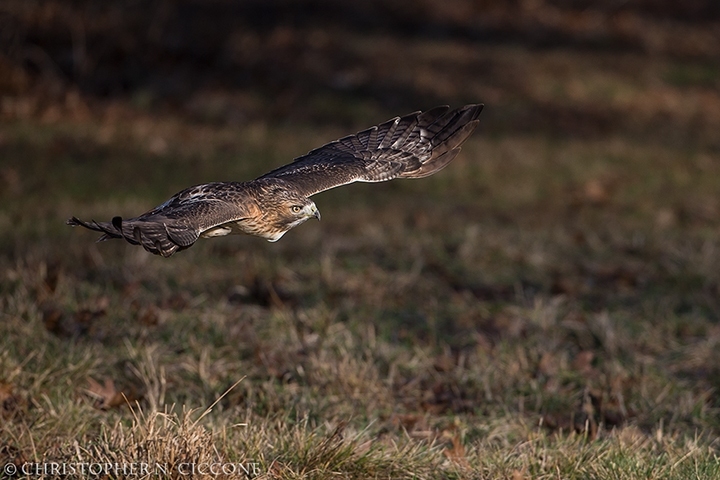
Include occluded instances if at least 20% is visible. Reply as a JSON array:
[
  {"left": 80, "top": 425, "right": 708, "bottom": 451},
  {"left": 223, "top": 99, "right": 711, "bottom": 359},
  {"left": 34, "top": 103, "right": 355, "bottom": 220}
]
[{"left": 2, "top": 3, "right": 720, "bottom": 478}]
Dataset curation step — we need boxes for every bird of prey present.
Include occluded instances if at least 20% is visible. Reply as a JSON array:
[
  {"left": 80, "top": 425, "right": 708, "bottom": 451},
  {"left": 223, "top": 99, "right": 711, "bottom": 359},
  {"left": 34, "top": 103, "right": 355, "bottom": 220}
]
[{"left": 68, "top": 104, "right": 483, "bottom": 257}]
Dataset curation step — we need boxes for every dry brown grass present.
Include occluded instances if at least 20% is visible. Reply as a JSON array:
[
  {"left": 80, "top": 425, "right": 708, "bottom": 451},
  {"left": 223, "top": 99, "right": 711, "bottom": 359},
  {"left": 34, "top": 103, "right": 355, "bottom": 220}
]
[{"left": 2, "top": 3, "right": 720, "bottom": 478}]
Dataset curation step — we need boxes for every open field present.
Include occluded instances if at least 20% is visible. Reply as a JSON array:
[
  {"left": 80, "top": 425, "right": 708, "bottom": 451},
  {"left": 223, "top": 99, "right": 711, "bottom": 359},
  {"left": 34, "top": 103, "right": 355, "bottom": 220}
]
[{"left": 2, "top": 1, "right": 720, "bottom": 478}]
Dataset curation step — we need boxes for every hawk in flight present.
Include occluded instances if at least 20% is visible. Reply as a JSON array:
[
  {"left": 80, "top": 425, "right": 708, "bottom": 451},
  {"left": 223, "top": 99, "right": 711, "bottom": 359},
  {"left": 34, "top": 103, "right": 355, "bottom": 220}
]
[{"left": 68, "top": 104, "right": 483, "bottom": 257}]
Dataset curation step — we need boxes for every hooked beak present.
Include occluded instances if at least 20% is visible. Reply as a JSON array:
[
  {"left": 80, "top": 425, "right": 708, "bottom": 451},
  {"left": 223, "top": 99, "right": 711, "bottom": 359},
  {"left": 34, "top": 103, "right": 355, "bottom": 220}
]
[
  {"left": 304, "top": 203, "right": 321, "bottom": 221},
  {"left": 305, "top": 203, "right": 321, "bottom": 221}
]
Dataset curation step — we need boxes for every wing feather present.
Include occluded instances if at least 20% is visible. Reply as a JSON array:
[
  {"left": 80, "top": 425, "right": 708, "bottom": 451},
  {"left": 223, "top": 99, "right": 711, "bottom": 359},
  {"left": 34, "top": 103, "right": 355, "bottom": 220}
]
[
  {"left": 68, "top": 104, "right": 483, "bottom": 257},
  {"left": 67, "top": 182, "right": 254, "bottom": 257},
  {"left": 258, "top": 104, "right": 483, "bottom": 197}
]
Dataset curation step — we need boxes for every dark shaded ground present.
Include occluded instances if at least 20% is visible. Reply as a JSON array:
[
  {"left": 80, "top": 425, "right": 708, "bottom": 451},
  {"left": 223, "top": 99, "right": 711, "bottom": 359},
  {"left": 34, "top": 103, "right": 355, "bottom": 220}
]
[
  {"left": 1, "top": 2, "right": 720, "bottom": 478},
  {"left": 2, "top": 0, "right": 720, "bottom": 136}
]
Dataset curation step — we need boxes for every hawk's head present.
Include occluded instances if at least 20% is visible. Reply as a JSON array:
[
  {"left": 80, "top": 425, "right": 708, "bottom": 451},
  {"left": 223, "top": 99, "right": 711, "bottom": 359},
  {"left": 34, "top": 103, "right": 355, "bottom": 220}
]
[{"left": 258, "top": 184, "right": 320, "bottom": 242}]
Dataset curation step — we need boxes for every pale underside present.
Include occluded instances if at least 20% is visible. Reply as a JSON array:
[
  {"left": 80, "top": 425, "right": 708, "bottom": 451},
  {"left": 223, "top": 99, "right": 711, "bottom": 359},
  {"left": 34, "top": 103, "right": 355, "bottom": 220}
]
[{"left": 68, "top": 104, "right": 484, "bottom": 256}]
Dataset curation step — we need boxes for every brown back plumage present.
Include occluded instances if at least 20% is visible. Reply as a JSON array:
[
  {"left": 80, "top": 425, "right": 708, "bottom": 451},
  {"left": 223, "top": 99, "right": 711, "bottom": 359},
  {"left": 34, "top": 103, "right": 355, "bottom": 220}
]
[
  {"left": 68, "top": 104, "right": 483, "bottom": 257},
  {"left": 259, "top": 104, "right": 483, "bottom": 196}
]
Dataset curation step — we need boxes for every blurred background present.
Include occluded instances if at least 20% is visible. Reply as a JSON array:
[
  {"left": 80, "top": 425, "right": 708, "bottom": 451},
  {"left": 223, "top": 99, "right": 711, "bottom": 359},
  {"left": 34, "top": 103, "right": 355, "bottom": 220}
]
[
  {"left": 1, "top": 1, "right": 720, "bottom": 472},
  {"left": 2, "top": 0, "right": 719, "bottom": 134},
  {"left": 2, "top": 0, "right": 719, "bottom": 306}
]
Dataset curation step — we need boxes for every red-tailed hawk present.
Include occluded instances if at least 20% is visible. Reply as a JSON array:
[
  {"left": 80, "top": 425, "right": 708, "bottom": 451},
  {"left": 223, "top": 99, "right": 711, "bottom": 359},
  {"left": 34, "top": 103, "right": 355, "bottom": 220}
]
[{"left": 68, "top": 104, "right": 483, "bottom": 257}]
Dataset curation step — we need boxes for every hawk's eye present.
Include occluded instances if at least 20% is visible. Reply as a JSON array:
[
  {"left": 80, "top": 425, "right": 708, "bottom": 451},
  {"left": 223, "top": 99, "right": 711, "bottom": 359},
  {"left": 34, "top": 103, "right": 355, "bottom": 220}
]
[{"left": 291, "top": 205, "right": 302, "bottom": 213}]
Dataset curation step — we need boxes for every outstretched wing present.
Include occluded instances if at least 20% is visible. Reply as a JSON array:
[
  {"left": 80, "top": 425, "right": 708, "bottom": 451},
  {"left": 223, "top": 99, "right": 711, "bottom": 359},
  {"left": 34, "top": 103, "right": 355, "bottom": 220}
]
[
  {"left": 67, "top": 182, "right": 256, "bottom": 257},
  {"left": 258, "top": 104, "right": 483, "bottom": 197},
  {"left": 68, "top": 104, "right": 482, "bottom": 257}
]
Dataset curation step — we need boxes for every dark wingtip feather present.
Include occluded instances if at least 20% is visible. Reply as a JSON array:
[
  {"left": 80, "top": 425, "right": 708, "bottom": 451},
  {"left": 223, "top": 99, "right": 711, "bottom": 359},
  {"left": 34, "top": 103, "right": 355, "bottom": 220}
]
[
  {"left": 397, "top": 104, "right": 483, "bottom": 179},
  {"left": 67, "top": 216, "right": 105, "bottom": 232},
  {"left": 68, "top": 211, "right": 194, "bottom": 257},
  {"left": 417, "top": 105, "right": 450, "bottom": 125}
]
